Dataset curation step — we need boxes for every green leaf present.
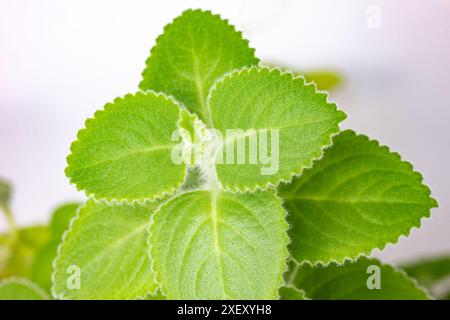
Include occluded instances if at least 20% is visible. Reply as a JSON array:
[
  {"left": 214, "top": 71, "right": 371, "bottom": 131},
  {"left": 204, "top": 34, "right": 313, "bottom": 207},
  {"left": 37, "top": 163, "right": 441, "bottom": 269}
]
[
  {"left": 209, "top": 67, "right": 345, "bottom": 191},
  {"left": 0, "top": 226, "right": 50, "bottom": 278},
  {"left": 279, "top": 286, "right": 307, "bottom": 300},
  {"left": 0, "top": 278, "right": 49, "bottom": 300},
  {"left": 286, "top": 257, "right": 430, "bottom": 300},
  {"left": 278, "top": 130, "right": 437, "bottom": 264},
  {"left": 139, "top": 9, "right": 259, "bottom": 125},
  {"left": 0, "top": 178, "right": 11, "bottom": 210},
  {"left": 401, "top": 255, "right": 450, "bottom": 299},
  {"left": 31, "top": 241, "right": 58, "bottom": 293},
  {"left": 150, "top": 189, "right": 288, "bottom": 299},
  {"left": 50, "top": 202, "right": 80, "bottom": 241},
  {"left": 52, "top": 199, "right": 159, "bottom": 300},
  {"left": 402, "top": 256, "right": 450, "bottom": 288},
  {"left": 66, "top": 91, "right": 186, "bottom": 202}
]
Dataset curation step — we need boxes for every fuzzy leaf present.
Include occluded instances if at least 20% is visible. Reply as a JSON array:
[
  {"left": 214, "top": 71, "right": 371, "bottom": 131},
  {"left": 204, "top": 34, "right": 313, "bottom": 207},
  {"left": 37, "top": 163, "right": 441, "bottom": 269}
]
[
  {"left": 402, "top": 256, "right": 450, "bottom": 288},
  {"left": 286, "top": 257, "right": 430, "bottom": 300},
  {"left": 52, "top": 200, "right": 158, "bottom": 300},
  {"left": 402, "top": 256, "right": 450, "bottom": 299},
  {"left": 65, "top": 92, "right": 186, "bottom": 202},
  {"left": 150, "top": 189, "right": 288, "bottom": 299},
  {"left": 0, "top": 278, "right": 49, "bottom": 300},
  {"left": 209, "top": 67, "right": 345, "bottom": 191},
  {"left": 279, "top": 286, "right": 307, "bottom": 300},
  {"left": 30, "top": 203, "right": 80, "bottom": 293},
  {"left": 278, "top": 130, "right": 438, "bottom": 264},
  {"left": 49, "top": 203, "right": 80, "bottom": 241},
  {"left": 140, "top": 9, "right": 258, "bottom": 124}
]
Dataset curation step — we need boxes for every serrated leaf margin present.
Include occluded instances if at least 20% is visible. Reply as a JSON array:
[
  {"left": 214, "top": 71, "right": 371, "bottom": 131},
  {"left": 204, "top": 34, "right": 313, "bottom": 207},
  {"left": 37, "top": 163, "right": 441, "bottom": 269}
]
[
  {"left": 290, "top": 256, "right": 434, "bottom": 300},
  {"left": 51, "top": 198, "right": 161, "bottom": 300},
  {"left": 206, "top": 66, "right": 346, "bottom": 193},
  {"left": 147, "top": 189, "right": 290, "bottom": 299},
  {"left": 65, "top": 90, "right": 188, "bottom": 204},
  {"left": 282, "top": 130, "right": 438, "bottom": 267}
]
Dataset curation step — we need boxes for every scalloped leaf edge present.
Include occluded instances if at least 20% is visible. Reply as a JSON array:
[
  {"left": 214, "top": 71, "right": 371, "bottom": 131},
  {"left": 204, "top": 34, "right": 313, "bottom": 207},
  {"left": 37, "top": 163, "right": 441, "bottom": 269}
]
[
  {"left": 206, "top": 66, "right": 346, "bottom": 193},
  {"left": 283, "top": 129, "right": 438, "bottom": 267},
  {"left": 290, "top": 256, "right": 434, "bottom": 300},
  {"left": 147, "top": 189, "right": 290, "bottom": 299},
  {"left": 138, "top": 8, "right": 260, "bottom": 92},
  {"left": 65, "top": 90, "right": 188, "bottom": 204},
  {"left": 51, "top": 198, "right": 161, "bottom": 300}
]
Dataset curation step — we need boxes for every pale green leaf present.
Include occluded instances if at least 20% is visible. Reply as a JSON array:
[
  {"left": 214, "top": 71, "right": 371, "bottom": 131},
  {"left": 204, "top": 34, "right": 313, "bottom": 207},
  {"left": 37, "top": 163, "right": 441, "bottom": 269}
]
[
  {"left": 286, "top": 257, "right": 430, "bottom": 300},
  {"left": 52, "top": 199, "right": 158, "bottom": 300},
  {"left": 209, "top": 67, "right": 345, "bottom": 191},
  {"left": 150, "top": 189, "right": 288, "bottom": 299},
  {"left": 0, "top": 226, "right": 50, "bottom": 278},
  {"left": 140, "top": 9, "right": 259, "bottom": 125},
  {"left": 0, "top": 278, "right": 49, "bottom": 300},
  {"left": 50, "top": 202, "right": 80, "bottom": 241},
  {"left": 66, "top": 91, "right": 186, "bottom": 202},
  {"left": 279, "top": 286, "right": 307, "bottom": 300},
  {"left": 31, "top": 241, "right": 58, "bottom": 293},
  {"left": 278, "top": 130, "right": 437, "bottom": 264}
]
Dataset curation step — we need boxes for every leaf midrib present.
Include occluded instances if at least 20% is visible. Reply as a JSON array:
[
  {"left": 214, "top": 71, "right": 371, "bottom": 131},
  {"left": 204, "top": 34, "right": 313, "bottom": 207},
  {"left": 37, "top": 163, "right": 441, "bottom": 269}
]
[
  {"left": 210, "top": 188, "right": 229, "bottom": 299},
  {"left": 70, "top": 144, "right": 175, "bottom": 172}
]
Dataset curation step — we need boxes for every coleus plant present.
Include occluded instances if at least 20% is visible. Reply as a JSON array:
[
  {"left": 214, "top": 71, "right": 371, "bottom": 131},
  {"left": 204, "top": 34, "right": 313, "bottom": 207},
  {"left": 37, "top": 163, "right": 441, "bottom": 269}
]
[{"left": 0, "top": 9, "right": 439, "bottom": 300}]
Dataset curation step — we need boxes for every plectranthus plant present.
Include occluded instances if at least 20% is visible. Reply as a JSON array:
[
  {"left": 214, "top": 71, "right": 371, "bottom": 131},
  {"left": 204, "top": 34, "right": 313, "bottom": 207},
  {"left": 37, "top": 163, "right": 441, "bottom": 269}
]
[{"left": 0, "top": 9, "right": 440, "bottom": 300}]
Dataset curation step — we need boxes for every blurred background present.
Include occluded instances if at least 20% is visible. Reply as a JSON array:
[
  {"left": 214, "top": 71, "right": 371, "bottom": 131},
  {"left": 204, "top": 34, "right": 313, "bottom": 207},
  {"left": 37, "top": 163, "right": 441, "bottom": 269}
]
[{"left": 0, "top": 0, "right": 449, "bottom": 265}]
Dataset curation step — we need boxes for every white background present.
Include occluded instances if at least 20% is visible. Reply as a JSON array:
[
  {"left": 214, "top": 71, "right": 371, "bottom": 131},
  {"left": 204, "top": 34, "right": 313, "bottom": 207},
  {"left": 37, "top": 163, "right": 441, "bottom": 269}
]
[{"left": 0, "top": 0, "right": 449, "bottom": 264}]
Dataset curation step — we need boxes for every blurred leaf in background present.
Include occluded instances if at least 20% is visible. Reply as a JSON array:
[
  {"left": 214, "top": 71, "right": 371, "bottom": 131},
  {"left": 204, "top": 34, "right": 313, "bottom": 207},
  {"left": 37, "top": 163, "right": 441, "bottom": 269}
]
[
  {"left": 303, "top": 70, "right": 343, "bottom": 91},
  {"left": 402, "top": 256, "right": 450, "bottom": 300},
  {"left": 0, "top": 226, "right": 50, "bottom": 279},
  {"left": 0, "top": 178, "right": 80, "bottom": 296},
  {"left": 0, "top": 179, "right": 11, "bottom": 210},
  {"left": 0, "top": 178, "right": 15, "bottom": 276}
]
